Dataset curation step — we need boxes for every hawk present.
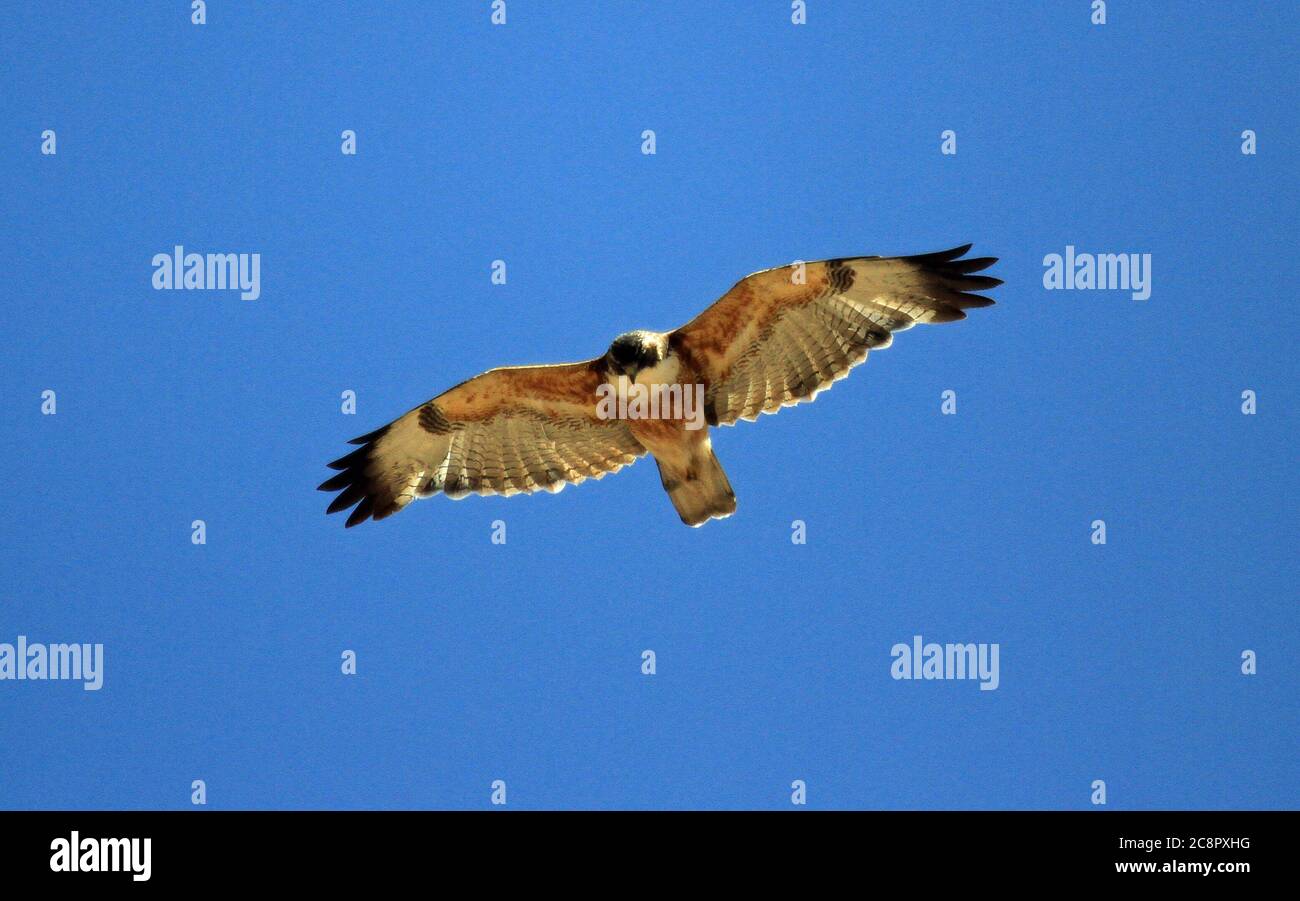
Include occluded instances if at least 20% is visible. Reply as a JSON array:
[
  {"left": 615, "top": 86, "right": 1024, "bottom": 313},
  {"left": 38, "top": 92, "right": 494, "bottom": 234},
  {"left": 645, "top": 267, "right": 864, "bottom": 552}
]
[{"left": 320, "top": 245, "right": 1000, "bottom": 527}]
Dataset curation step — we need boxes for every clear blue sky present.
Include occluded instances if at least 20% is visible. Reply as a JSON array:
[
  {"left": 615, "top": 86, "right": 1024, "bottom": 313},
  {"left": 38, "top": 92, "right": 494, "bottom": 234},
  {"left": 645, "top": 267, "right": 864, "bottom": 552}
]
[{"left": 1, "top": 2, "right": 1295, "bottom": 810}]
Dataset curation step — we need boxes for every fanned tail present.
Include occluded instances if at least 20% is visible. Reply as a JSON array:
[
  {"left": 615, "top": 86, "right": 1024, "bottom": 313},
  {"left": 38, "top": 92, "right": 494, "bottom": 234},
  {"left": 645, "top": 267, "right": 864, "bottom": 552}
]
[{"left": 656, "top": 446, "right": 736, "bottom": 527}]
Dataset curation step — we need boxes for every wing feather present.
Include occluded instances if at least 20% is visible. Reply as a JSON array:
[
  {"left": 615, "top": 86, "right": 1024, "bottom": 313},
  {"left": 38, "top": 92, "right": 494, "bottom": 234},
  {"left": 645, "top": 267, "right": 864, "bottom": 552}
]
[
  {"left": 319, "top": 360, "right": 645, "bottom": 526},
  {"left": 670, "top": 246, "right": 1000, "bottom": 425}
]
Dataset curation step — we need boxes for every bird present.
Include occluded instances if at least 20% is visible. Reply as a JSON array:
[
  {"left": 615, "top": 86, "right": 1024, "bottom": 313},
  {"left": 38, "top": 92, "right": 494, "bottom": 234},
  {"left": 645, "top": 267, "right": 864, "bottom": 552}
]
[{"left": 319, "top": 244, "right": 1000, "bottom": 528}]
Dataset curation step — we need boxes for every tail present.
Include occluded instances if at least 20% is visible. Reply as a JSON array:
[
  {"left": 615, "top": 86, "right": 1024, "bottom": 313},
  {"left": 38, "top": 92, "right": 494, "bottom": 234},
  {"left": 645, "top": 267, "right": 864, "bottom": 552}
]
[{"left": 656, "top": 446, "right": 737, "bottom": 527}]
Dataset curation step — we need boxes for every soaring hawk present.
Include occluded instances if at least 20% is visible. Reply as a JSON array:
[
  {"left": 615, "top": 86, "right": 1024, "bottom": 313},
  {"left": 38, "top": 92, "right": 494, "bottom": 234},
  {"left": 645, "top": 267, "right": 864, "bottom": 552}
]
[{"left": 320, "top": 245, "right": 1000, "bottom": 527}]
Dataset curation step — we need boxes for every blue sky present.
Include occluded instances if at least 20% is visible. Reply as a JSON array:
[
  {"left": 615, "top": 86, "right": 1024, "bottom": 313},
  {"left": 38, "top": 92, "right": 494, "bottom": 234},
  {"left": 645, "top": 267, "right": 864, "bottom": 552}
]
[{"left": 0, "top": 2, "right": 1295, "bottom": 810}]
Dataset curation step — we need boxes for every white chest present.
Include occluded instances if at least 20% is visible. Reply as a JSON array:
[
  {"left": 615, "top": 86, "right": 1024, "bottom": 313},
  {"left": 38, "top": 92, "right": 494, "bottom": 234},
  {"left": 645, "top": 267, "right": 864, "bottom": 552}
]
[{"left": 635, "top": 354, "right": 681, "bottom": 386}]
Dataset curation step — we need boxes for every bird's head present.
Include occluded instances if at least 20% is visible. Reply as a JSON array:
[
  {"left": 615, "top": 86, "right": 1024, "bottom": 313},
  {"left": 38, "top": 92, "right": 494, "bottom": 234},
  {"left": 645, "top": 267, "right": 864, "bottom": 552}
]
[{"left": 605, "top": 331, "right": 667, "bottom": 383}]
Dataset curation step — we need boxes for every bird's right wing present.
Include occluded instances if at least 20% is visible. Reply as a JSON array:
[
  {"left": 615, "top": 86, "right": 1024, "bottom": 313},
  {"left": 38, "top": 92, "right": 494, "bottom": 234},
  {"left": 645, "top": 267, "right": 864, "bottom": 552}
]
[
  {"left": 669, "top": 245, "right": 1000, "bottom": 426},
  {"left": 319, "top": 360, "right": 645, "bottom": 526}
]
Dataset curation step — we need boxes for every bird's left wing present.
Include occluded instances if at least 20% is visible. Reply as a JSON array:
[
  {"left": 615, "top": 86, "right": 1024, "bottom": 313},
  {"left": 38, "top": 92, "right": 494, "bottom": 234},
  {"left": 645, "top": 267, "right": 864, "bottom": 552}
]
[
  {"left": 319, "top": 360, "right": 645, "bottom": 526},
  {"left": 669, "top": 245, "right": 1001, "bottom": 426}
]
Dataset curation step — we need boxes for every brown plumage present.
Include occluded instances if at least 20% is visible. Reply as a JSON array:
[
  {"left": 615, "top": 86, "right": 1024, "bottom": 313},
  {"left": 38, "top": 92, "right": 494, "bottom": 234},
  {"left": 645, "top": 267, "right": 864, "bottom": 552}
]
[{"left": 320, "top": 245, "right": 1000, "bottom": 527}]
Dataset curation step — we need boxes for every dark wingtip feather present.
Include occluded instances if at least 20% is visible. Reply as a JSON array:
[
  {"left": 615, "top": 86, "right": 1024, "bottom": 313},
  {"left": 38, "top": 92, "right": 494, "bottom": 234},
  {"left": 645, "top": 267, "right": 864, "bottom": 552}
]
[
  {"left": 318, "top": 471, "right": 352, "bottom": 492},
  {"left": 348, "top": 425, "right": 388, "bottom": 446},
  {"left": 904, "top": 245, "right": 1002, "bottom": 310},
  {"left": 321, "top": 428, "right": 391, "bottom": 527},
  {"left": 326, "top": 483, "right": 366, "bottom": 514},
  {"left": 948, "top": 256, "right": 998, "bottom": 274},
  {"left": 345, "top": 496, "right": 375, "bottom": 528},
  {"left": 911, "top": 243, "right": 972, "bottom": 263},
  {"left": 326, "top": 445, "right": 368, "bottom": 471},
  {"left": 928, "top": 306, "right": 968, "bottom": 323}
]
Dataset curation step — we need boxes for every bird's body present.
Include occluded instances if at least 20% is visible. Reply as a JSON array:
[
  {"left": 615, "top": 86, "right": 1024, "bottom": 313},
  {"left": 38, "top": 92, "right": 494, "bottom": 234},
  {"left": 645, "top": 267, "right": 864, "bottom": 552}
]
[
  {"left": 612, "top": 339, "right": 737, "bottom": 524},
  {"left": 320, "top": 245, "right": 1001, "bottom": 527}
]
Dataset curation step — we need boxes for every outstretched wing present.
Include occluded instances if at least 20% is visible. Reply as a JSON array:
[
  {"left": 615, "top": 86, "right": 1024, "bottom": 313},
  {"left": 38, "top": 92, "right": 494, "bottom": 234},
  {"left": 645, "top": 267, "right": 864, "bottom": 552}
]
[
  {"left": 319, "top": 361, "right": 645, "bottom": 526},
  {"left": 669, "top": 245, "right": 1001, "bottom": 426}
]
